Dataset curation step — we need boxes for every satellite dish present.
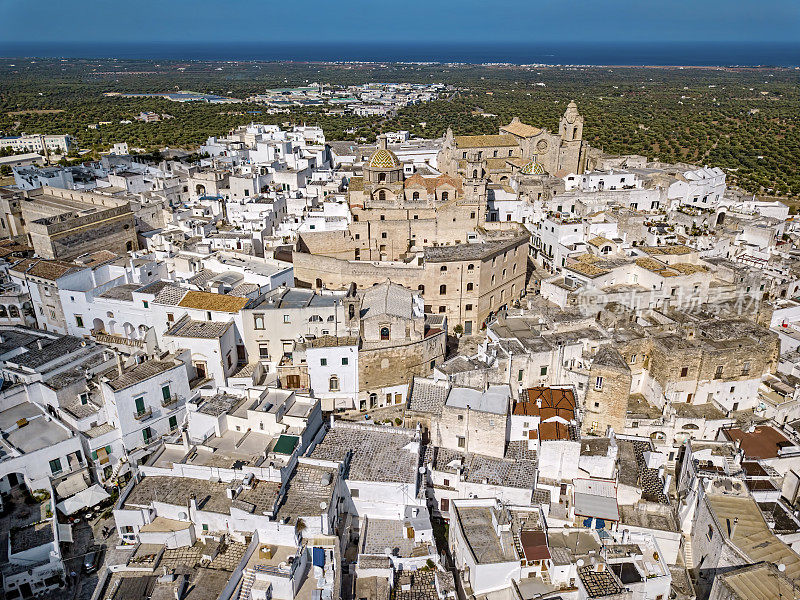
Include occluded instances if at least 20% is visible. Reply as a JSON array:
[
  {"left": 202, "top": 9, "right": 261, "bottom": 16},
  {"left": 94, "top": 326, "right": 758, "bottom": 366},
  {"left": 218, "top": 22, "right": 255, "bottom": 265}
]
[
  {"left": 320, "top": 502, "right": 327, "bottom": 510},
  {"left": 576, "top": 559, "right": 585, "bottom": 567},
  {"left": 178, "top": 511, "right": 188, "bottom": 520},
  {"left": 384, "top": 547, "right": 392, "bottom": 556},
  {"left": 418, "top": 467, "right": 426, "bottom": 474},
  {"left": 778, "top": 563, "right": 787, "bottom": 572}
]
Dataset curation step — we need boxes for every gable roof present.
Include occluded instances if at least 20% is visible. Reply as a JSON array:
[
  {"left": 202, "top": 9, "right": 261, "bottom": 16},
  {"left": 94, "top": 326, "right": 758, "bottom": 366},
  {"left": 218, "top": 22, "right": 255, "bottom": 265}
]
[
  {"left": 501, "top": 118, "right": 543, "bottom": 138},
  {"left": 404, "top": 173, "right": 462, "bottom": 194},
  {"left": 453, "top": 134, "right": 518, "bottom": 149}
]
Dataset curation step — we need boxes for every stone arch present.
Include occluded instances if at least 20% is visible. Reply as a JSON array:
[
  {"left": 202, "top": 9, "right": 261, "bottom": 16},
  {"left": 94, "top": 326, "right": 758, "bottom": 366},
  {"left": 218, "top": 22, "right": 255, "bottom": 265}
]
[
  {"left": 0, "top": 306, "right": 7, "bottom": 318},
  {"left": 196, "top": 184, "right": 206, "bottom": 196},
  {"left": 93, "top": 318, "right": 105, "bottom": 333},
  {"left": 123, "top": 322, "right": 136, "bottom": 339},
  {"left": 8, "top": 305, "right": 19, "bottom": 318}
]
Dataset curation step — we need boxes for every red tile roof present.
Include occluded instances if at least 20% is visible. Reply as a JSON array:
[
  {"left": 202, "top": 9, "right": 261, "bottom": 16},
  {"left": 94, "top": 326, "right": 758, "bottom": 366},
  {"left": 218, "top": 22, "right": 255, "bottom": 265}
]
[
  {"left": 721, "top": 426, "right": 794, "bottom": 459},
  {"left": 520, "top": 531, "right": 550, "bottom": 561}
]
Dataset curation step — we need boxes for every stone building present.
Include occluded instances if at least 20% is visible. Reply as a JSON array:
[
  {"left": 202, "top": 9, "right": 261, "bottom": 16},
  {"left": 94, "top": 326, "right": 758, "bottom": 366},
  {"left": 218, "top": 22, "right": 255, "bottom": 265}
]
[
  {"left": 582, "top": 345, "right": 632, "bottom": 436},
  {"left": 0, "top": 186, "right": 138, "bottom": 260},
  {"left": 294, "top": 231, "right": 529, "bottom": 334},
  {"left": 345, "top": 281, "right": 446, "bottom": 410},
  {"left": 437, "top": 102, "right": 589, "bottom": 181}
]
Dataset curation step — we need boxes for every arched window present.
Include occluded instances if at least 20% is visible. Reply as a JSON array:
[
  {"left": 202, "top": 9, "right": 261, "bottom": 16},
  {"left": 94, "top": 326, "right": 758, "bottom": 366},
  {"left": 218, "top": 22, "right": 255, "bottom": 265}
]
[
  {"left": 315, "top": 278, "right": 322, "bottom": 288},
  {"left": 0, "top": 306, "right": 6, "bottom": 318},
  {"left": 309, "top": 315, "right": 323, "bottom": 323},
  {"left": 467, "top": 263, "right": 474, "bottom": 271},
  {"left": 380, "top": 327, "right": 390, "bottom": 341},
  {"left": 348, "top": 304, "right": 355, "bottom": 320},
  {"left": 9, "top": 305, "right": 20, "bottom": 318},
  {"left": 126, "top": 241, "right": 133, "bottom": 252},
  {"left": 378, "top": 173, "right": 386, "bottom": 183},
  {"left": 440, "top": 266, "right": 447, "bottom": 272},
  {"left": 466, "top": 283, "right": 473, "bottom": 291},
  {"left": 418, "top": 285, "right": 425, "bottom": 294},
  {"left": 439, "top": 284, "right": 447, "bottom": 295},
  {"left": 379, "top": 190, "right": 386, "bottom": 201},
  {"left": 441, "top": 191, "right": 449, "bottom": 201},
  {"left": 329, "top": 376, "right": 340, "bottom": 392},
  {"left": 472, "top": 169, "right": 478, "bottom": 179},
  {"left": 369, "top": 393, "right": 377, "bottom": 404},
  {"left": 412, "top": 192, "right": 420, "bottom": 200}
]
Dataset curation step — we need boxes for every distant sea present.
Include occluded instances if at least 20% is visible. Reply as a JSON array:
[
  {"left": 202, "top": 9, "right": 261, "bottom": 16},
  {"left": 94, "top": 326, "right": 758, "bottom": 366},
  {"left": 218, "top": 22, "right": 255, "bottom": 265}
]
[{"left": 0, "top": 41, "right": 798, "bottom": 67}]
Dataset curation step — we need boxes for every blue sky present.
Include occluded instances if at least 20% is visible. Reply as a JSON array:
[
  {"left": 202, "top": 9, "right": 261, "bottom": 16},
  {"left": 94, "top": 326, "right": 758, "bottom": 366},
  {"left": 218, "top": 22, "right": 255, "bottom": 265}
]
[{"left": 1, "top": 0, "right": 798, "bottom": 44}]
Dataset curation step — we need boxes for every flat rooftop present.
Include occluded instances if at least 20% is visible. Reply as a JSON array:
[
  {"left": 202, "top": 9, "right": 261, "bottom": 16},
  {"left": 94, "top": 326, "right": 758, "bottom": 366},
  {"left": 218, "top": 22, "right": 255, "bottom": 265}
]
[
  {"left": 0, "top": 402, "right": 72, "bottom": 455},
  {"left": 454, "top": 505, "right": 517, "bottom": 564}
]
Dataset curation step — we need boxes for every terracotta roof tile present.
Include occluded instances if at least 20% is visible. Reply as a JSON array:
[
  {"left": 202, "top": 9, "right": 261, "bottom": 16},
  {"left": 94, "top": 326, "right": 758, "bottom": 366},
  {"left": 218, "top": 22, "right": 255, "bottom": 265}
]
[{"left": 178, "top": 290, "right": 249, "bottom": 313}]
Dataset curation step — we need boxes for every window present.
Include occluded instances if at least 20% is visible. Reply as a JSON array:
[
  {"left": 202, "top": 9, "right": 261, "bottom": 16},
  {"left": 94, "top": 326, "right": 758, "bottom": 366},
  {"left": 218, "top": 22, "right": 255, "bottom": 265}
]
[
  {"left": 49, "top": 458, "right": 62, "bottom": 475},
  {"left": 680, "top": 366, "right": 688, "bottom": 377},
  {"left": 440, "top": 265, "right": 447, "bottom": 272},
  {"left": 143, "top": 427, "right": 153, "bottom": 443},
  {"left": 418, "top": 285, "right": 425, "bottom": 294},
  {"left": 742, "top": 361, "right": 751, "bottom": 376},
  {"left": 540, "top": 366, "right": 548, "bottom": 376},
  {"left": 412, "top": 191, "right": 420, "bottom": 200},
  {"left": 715, "top": 365, "right": 724, "bottom": 379},
  {"left": 350, "top": 488, "right": 360, "bottom": 498},
  {"left": 441, "top": 192, "right": 449, "bottom": 201},
  {"left": 629, "top": 354, "right": 636, "bottom": 364},
  {"left": 320, "top": 358, "right": 327, "bottom": 366},
  {"left": 161, "top": 385, "right": 171, "bottom": 402},
  {"left": 457, "top": 436, "right": 466, "bottom": 448},
  {"left": 259, "top": 344, "right": 269, "bottom": 360},
  {"left": 439, "top": 284, "right": 447, "bottom": 295},
  {"left": 707, "top": 525, "right": 714, "bottom": 540},
  {"left": 75, "top": 315, "right": 84, "bottom": 328},
  {"left": 342, "top": 357, "right": 349, "bottom": 366},
  {"left": 381, "top": 232, "right": 387, "bottom": 239},
  {"left": 253, "top": 314, "right": 265, "bottom": 329},
  {"left": 466, "top": 283, "right": 473, "bottom": 291},
  {"left": 135, "top": 396, "right": 146, "bottom": 416},
  {"left": 329, "top": 376, "right": 340, "bottom": 392},
  {"left": 283, "top": 314, "right": 290, "bottom": 323},
  {"left": 169, "top": 415, "right": 178, "bottom": 431},
  {"left": 167, "top": 313, "right": 174, "bottom": 323},
  {"left": 379, "top": 191, "right": 386, "bottom": 201},
  {"left": 380, "top": 327, "right": 390, "bottom": 341},
  {"left": 594, "top": 377, "right": 603, "bottom": 390},
  {"left": 143, "top": 301, "right": 149, "bottom": 308},
  {"left": 465, "top": 304, "right": 473, "bottom": 311}
]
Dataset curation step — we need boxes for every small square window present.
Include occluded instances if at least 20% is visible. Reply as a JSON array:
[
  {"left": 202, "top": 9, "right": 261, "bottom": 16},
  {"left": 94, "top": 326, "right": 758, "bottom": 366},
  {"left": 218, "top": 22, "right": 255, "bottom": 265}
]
[
  {"left": 342, "top": 357, "right": 349, "bottom": 365},
  {"left": 320, "top": 358, "right": 327, "bottom": 366}
]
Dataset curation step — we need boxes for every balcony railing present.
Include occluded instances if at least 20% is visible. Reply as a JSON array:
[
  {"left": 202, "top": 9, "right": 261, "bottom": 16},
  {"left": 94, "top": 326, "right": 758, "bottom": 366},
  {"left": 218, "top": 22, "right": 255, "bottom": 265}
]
[
  {"left": 161, "top": 394, "right": 181, "bottom": 408},
  {"left": 93, "top": 331, "right": 144, "bottom": 348},
  {"left": 133, "top": 407, "right": 152, "bottom": 421}
]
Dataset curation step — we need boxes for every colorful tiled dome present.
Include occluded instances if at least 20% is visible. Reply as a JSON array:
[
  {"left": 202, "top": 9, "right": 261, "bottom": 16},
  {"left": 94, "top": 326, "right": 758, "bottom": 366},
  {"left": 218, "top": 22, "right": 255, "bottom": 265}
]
[
  {"left": 520, "top": 158, "right": 546, "bottom": 175},
  {"left": 368, "top": 148, "right": 401, "bottom": 169}
]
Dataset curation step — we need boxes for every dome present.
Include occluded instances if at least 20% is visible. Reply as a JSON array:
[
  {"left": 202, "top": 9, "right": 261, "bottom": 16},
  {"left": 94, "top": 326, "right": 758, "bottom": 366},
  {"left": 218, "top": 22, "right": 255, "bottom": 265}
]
[
  {"left": 520, "top": 158, "right": 546, "bottom": 175},
  {"left": 368, "top": 148, "right": 401, "bottom": 170}
]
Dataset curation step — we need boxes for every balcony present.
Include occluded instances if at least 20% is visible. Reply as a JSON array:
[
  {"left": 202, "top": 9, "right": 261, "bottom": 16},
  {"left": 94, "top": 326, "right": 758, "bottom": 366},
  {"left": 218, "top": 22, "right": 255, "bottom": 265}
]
[
  {"left": 92, "top": 330, "right": 144, "bottom": 348},
  {"left": 161, "top": 394, "right": 181, "bottom": 408},
  {"left": 133, "top": 407, "right": 153, "bottom": 421}
]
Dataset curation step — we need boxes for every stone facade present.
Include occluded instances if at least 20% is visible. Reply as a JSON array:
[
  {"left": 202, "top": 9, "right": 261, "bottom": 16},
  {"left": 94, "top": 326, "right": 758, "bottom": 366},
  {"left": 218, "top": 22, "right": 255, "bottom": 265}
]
[
  {"left": 12, "top": 187, "right": 138, "bottom": 260},
  {"left": 582, "top": 346, "right": 632, "bottom": 436},
  {"left": 438, "top": 102, "right": 588, "bottom": 181},
  {"left": 293, "top": 232, "right": 529, "bottom": 333}
]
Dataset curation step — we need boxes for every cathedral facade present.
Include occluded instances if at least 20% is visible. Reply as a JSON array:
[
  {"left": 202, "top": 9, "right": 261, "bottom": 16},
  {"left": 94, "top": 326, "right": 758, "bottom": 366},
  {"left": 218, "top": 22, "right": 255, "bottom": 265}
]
[{"left": 438, "top": 101, "right": 588, "bottom": 182}]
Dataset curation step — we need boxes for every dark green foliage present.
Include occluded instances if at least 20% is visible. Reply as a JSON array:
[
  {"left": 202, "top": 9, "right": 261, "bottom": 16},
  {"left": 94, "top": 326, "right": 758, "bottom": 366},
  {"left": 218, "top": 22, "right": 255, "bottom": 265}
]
[{"left": 0, "top": 59, "right": 796, "bottom": 197}]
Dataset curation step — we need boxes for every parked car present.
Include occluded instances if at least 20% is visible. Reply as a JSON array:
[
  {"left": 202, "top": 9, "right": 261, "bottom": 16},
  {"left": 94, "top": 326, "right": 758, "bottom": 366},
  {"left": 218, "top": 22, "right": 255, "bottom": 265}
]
[{"left": 83, "top": 548, "right": 101, "bottom": 574}]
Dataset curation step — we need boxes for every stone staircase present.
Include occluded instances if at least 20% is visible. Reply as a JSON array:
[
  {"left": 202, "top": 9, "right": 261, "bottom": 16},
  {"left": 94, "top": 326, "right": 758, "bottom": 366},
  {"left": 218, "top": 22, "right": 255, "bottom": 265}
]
[
  {"left": 682, "top": 534, "right": 694, "bottom": 570},
  {"left": 237, "top": 568, "right": 255, "bottom": 600}
]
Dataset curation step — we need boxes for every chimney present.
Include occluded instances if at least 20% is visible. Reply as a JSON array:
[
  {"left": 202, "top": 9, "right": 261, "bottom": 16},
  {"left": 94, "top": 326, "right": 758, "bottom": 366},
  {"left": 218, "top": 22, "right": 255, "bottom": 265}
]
[
  {"left": 377, "top": 135, "right": 388, "bottom": 151},
  {"left": 116, "top": 353, "right": 124, "bottom": 377}
]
